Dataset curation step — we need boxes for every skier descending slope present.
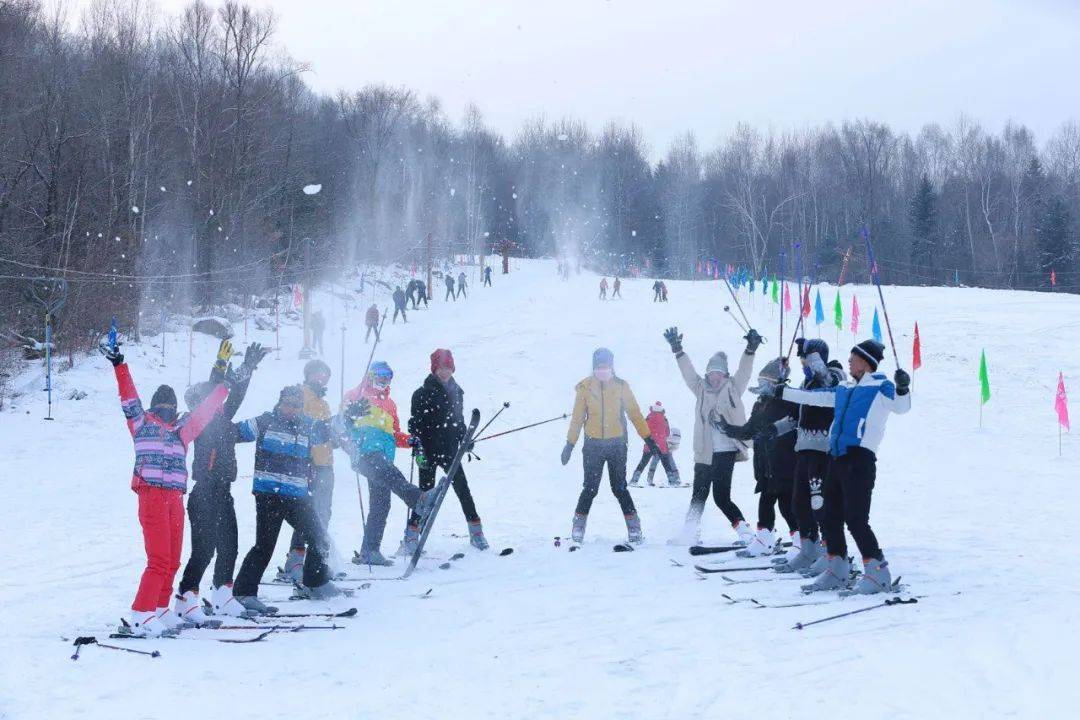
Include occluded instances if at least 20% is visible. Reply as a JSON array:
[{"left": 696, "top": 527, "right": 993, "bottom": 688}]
[
  {"left": 561, "top": 348, "right": 658, "bottom": 544},
  {"left": 629, "top": 401, "right": 681, "bottom": 487},
  {"left": 101, "top": 338, "right": 230, "bottom": 637},
  {"left": 176, "top": 341, "right": 269, "bottom": 623},
  {"left": 339, "top": 362, "right": 436, "bottom": 565},
  {"left": 399, "top": 349, "right": 487, "bottom": 556},
  {"left": 717, "top": 358, "right": 799, "bottom": 556},
  {"left": 231, "top": 385, "right": 342, "bottom": 614},
  {"left": 663, "top": 326, "right": 761, "bottom": 546},
  {"left": 779, "top": 339, "right": 911, "bottom": 594}
]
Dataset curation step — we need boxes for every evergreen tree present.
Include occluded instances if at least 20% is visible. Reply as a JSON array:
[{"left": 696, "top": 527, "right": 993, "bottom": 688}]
[
  {"left": 1036, "top": 196, "right": 1073, "bottom": 287},
  {"left": 909, "top": 175, "right": 936, "bottom": 280}
]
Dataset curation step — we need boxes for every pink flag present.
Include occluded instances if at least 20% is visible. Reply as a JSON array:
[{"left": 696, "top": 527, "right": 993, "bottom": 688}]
[
  {"left": 783, "top": 283, "right": 792, "bottom": 312},
  {"left": 850, "top": 296, "right": 860, "bottom": 333},
  {"left": 293, "top": 284, "right": 303, "bottom": 308},
  {"left": 1056, "top": 372, "right": 1070, "bottom": 431}
]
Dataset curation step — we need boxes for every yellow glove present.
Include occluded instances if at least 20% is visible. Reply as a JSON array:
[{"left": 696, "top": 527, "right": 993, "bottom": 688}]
[{"left": 215, "top": 339, "right": 233, "bottom": 369}]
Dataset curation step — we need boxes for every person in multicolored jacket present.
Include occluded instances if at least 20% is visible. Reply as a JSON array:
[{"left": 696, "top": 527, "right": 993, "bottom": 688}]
[
  {"left": 230, "top": 385, "right": 342, "bottom": 614},
  {"left": 102, "top": 338, "right": 230, "bottom": 637},
  {"left": 338, "top": 361, "right": 435, "bottom": 566}
]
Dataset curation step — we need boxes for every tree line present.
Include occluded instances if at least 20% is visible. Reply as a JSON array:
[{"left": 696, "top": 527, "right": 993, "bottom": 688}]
[{"left": 1, "top": 0, "right": 1077, "bottom": 363}]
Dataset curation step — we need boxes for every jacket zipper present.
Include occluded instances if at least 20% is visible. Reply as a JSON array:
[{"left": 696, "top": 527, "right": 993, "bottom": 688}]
[
  {"left": 600, "top": 382, "right": 606, "bottom": 439},
  {"left": 835, "top": 387, "right": 856, "bottom": 452}
]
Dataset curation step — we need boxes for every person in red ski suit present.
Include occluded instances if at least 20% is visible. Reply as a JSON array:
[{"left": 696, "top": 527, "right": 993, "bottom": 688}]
[{"left": 629, "top": 402, "right": 681, "bottom": 486}]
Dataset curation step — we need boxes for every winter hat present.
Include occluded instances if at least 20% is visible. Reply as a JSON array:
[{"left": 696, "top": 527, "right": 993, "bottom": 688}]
[
  {"left": 277, "top": 385, "right": 305, "bottom": 407},
  {"left": 796, "top": 338, "right": 830, "bottom": 363},
  {"left": 369, "top": 360, "right": 394, "bottom": 383},
  {"left": 750, "top": 358, "right": 789, "bottom": 394},
  {"left": 592, "top": 347, "right": 614, "bottom": 369},
  {"left": 304, "top": 358, "right": 331, "bottom": 380},
  {"left": 150, "top": 385, "right": 177, "bottom": 408},
  {"left": 431, "top": 348, "right": 455, "bottom": 373},
  {"left": 705, "top": 351, "right": 729, "bottom": 375},
  {"left": 851, "top": 339, "right": 885, "bottom": 371},
  {"left": 649, "top": 401, "right": 664, "bottom": 414}
]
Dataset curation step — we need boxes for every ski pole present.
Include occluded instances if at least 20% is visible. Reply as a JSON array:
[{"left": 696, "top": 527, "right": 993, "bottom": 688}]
[
  {"left": 723, "top": 306, "right": 748, "bottom": 334},
  {"left": 786, "top": 261, "right": 820, "bottom": 358},
  {"left": 475, "top": 401, "right": 511, "bottom": 439},
  {"left": 862, "top": 227, "right": 901, "bottom": 367},
  {"left": 474, "top": 413, "right": 569, "bottom": 443},
  {"left": 360, "top": 308, "right": 389, "bottom": 382},
  {"left": 793, "top": 597, "right": 918, "bottom": 630},
  {"left": 721, "top": 275, "right": 753, "bottom": 331},
  {"left": 778, "top": 248, "right": 786, "bottom": 364},
  {"left": 354, "top": 470, "right": 369, "bottom": 571},
  {"left": 71, "top": 636, "right": 160, "bottom": 660}
]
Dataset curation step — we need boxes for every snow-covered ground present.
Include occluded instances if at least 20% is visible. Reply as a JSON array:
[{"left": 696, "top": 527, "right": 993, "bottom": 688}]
[{"left": 1, "top": 259, "right": 1078, "bottom": 719}]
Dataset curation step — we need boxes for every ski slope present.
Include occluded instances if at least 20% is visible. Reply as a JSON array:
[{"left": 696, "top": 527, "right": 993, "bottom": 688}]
[{"left": 1, "top": 259, "right": 1077, "bottom": 719}]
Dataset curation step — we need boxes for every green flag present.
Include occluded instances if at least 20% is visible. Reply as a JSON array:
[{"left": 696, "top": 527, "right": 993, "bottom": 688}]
[
  {"left": 771, "top": 275, "right": 779, "bottom": 303},
  {"left": 979, "top": 350, "right": 991, "bottom": 404},
  {"left": 833, "top": 292, "right": 843, "bottom": 329}
]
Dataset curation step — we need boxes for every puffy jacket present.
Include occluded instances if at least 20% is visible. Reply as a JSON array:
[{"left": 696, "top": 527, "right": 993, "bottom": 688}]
[
  {"left": 644, "top": 410, "right": 670, "bottom": 454},
  {"left": 675, "top": 349, "right": 755, "bottom": 464},
  {"left": 114, "top": 364, "right": 226, "bottom": 492},
  {"left": 725, "top": 395, "right": 798, "bottom": 493},
  {"left": 782, "top": 372, "right": 911, "bottom": 457},
  {"left": 342, "top": 380, "right": 410, "bottom": 462},
  {"left": 409, "top": 374, "right": 466, "bottom": 462},
  {"left": 190, "top": 366, "right": 251, "bottom": 485},
  {"left": 567, "top": 376, "right": 650, "bottom": 445},
  {"left": 794, "top": 361, "right": 846, "bottom": 453},
  {"left": 303, "top": 383, "right": 333, "bottom": 467},
  {"left": 365, "top": 306, "right": 379, "bottom": 326},
  {"left": 236, "top": 411, "right": 328, "bottom": 498}
]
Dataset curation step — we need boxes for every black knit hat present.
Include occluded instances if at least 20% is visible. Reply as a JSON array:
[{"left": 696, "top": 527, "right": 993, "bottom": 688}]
[
  {"left": 851, "top": 340, "right": 885, "bottom": 371},
  {"left": 150, "top": 384, "right": 177, "bottom": 408}
]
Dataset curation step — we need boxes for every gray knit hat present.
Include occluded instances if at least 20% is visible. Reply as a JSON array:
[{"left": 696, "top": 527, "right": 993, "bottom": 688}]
[{"left": 705, "top": 351, "right": 729, "bottom": 375}]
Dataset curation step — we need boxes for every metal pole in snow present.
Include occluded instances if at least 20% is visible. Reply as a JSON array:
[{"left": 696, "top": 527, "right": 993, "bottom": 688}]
[{"left": 44, "top": 312, "right": 53, "bottom": 420}]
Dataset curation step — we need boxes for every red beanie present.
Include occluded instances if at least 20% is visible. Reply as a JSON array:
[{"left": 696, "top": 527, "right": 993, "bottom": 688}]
[{"left": 431, "top": 348, "right": 455, "bottom": 373}]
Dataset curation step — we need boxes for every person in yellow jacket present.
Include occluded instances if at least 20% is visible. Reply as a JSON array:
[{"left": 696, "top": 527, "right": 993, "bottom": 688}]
[
  {"left": 281, "top": 359, "right": 337, "bottom": 582},
  {"left": 561, "top": 347, "right": 660, "bottom": 544}
]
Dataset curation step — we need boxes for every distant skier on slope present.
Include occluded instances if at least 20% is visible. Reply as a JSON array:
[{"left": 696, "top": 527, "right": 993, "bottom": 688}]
[
  {"left": 663, "top": 325, "right": 761, "bottom": 546},
  {"left": 483, "top": 266, "right": 493, "bottom": 286},
  {"left": 405, "top": 279, "right": 420, "bottom": 310},
  {"left": 415, "top": 280, "right": 429, "bottom": 307},
  {"left": 561, "top": 347, "right": 658, "bottom": 544},
  {"left": 652, "top": 280, "right": 663, "bottom": 302},
  {"left": 444, "top": 273, "right": 456, "bottom": 302},
  {"left": 310, "top": 310, "right": 325, "bottom": 355},
  {"left": 457, "top": 271, "right": 468, "bottom": 299},
  {"left": 612, "top": 277, "right": 622, "bottom": 299},
  {"left": 629, "top": 401, "right": 681, "bottom": 487},
  {"left": 660, "top": 281, "right": 669, "bottom": 302},
  {"left": 599, "top": 277, "right": 608, "bottom": 300},
  {"left": 365, "top": 303, "right": 381, "bottom": 343},
  {"left": 392, "top": 286, "right": 408, "bottom": 323}
]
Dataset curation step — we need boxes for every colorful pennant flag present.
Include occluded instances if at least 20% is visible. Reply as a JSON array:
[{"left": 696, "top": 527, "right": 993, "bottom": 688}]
[
  {"left": 1055, "top": 372, "right": 1070, "bottom": 431},
  {"left": 913, "top": 322, "right": 922, "bottom": 371},
  {"left": 801, "top": 286, "right": 811, "bottom": 318},
  {"left": 1051, "top": 269, "right": 1057, "bottom": 288},
  {"left": 783, "top": 283, "right": 792, "bottom": 312},
  {"left": 814, "top": 290, "right": 824, "bottom": 326},
  {"left": 872, "top": 308, "right": 882, "bottom": 343},
  {"left": 979, "top": 350, "right": 991, "bottom": 405},
  {"left": 833, "top": 292, "right": 843, "bottom": 329},
  {"left": 771, "top": 276, "right": 779, "bottom": 303},
  {"left": 851, "top": 296, "right": 860, "bottom": 334}
]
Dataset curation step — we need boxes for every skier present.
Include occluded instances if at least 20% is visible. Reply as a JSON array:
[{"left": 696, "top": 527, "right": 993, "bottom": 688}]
[
  {"left": 561, "top": 347, "right": 658, "bottom": 544},
  {"left": 778, "top": 339, "right": 911, "bottom": 594},
  {"left": 663, "top": 326, "right": 761, "bottom": 546},
  {"left": 774, "top": 338, "right": 846, "bottom": 573},
  {"left": 101, "top": 338, "right": 231, "bottom": 637},
  {"left": 365, "top": 303, "right": 381, "bottom": 343},
  {"left": 392, "top": 286, "right": 408, "bottom": 324},
  {"left": 717, "top": 358, "right": 799, "bottom": 556},
  {"left": 612, "top": 277, "right": 622, "bottom": 299},
  {"left": 310, "top": 310, "right": 325, "bottom": 355},
  {"left": 660, "top": 281, "right": 669, "bottom": 302},
  {"left": 279, "top": 359, "right": 337, "bottom": 583},
  {"left": 457, "top": 271, "right": 468, "bottom": 299},
  {"left": 444, "top": 273, "right": 456, "bottom": 302},
  {"left": 340, "top": 362, "right": 436, "bottom": 565},
  {"left": 483, "top": 265, "right": 493, "bottom": 287},
  {"left": 599, "top": 277, "right": 608, "bottom": 300},
  {"left": 415, "top": 280, "right": 429, "bottom": 307},
  {"left": 175, "top": 341, "right": 269, "bottom": 623},
  {"left": 652, "top": 280, "right": 663, "bottom": 302},
  {"left": 399, "top": 348, "right": 487, "bottom": 555},
  {"left": 629, "top": 402, "right": 681, "bottom": 487},
  {"left": 231, "top": 385, "right": 342, "bottom": 613},
  {"left": 405, "top": 280, "right": 419, "bottom": 310}
]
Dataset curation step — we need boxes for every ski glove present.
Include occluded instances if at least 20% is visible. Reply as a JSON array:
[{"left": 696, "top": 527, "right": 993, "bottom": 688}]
[
  {"left": 743, "top": 329, "right": 763, "bottom": 353},
  {"left": 214, "top": 339, "right": 233, "bottom": 372},
  {"left": 343, "top": 398, "right": 371, "bottom": 424},
  {"left": 225, "top": 362, "right": 252, "bottom": 389},
  {"left": 242, "top": 342, "right": 268, "bottom": 370},
  {"left": 98, "top": 342, "right": 124, "bottom": 367},
  {"left": 805, "top": 352, "right": 827, "bottom": 380},
  {"left": 560, "top": 442, "right": 574, "bottom": 466},
  {"left": 894, "top": 369, "right": 911, "bottom": 395},
  {"left": 715, "top": 417, "right": 753, "bottom": 442},
  {"left": 663, "top": 327, "right": 683, "bottom": 354}
]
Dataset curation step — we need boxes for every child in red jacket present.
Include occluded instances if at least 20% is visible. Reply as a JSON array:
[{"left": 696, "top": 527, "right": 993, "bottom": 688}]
[{"left": 629, "top": 402, "right": 681, "bottom": 487}]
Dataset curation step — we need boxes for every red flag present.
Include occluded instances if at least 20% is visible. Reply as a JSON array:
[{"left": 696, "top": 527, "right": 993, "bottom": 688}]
[
  {"left": 783, "top": 283, "right": 792, "bottom": 312},
  {"left": 293, "top": 284, "right": 303, "bottom": 308},
  {"left": 801, "top": 286, "right": 811, "bottom": 318},
  {"left": 1051, "top": 269, "right": 1057, "bottom": 287},
  {"left": 1056, "top": 372, "right": 1070, "bottom": 431},
  {"left": 913, "top": 322, "right": 922, "bottom": 371},
  {"left": 850, "top": 296, "right": 860, "bottom": 334}
]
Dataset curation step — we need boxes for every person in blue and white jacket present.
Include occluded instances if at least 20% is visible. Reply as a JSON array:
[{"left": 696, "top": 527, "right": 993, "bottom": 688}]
[{"left": 778, "top": 339, "right": 911, "bottom": 595}]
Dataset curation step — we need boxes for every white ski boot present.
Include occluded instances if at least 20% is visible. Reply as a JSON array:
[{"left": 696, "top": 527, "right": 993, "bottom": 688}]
[
  {"left": 739, "top": 527, "right": 775, "bottom": 557},
  {"left": 571, "top": 513, "right": 588, "bottom": 544},
  {"left": 174, "top": 591, "right": 219, "bottom": 627},
  {"left": 625, "top": 513, "right": 644, "bottom": 544},
  {"left": 156, "top": 606, "right": 191, "bottom": 631},
  {"left": 779, "top": 532, "right": 802, "bottom": 563},
  {"left": 775, "top": 535, "right": 821, "bottom": 573},
  {"left": 124, "top": 610, "right": 173, "bottom": 638},
  {"left": 844, "top": 558, "right": 893, "bottom": 595},
  {"left": 733, "top": 520, "right": 755, "bottom": 546},
  {"left": 210, "top": 583, "right": 251, "bottom": 617}
]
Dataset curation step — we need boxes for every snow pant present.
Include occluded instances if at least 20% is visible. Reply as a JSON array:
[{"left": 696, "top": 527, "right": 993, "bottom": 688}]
[
  {"left": 613, "top": 288, "right": 621, "bottom": 298},
  {"left": 632, "top": 447, "right": 677, "bottom": 484},
  {"left": 408, "top": 455, "right": 479, "bottom": 526},
  {"left": 599, "top": 289, "right": 607, "bottom": 300},
  {"left": 290, "top": 466, "right": 334, "bottom": 550},
  {"left": 132, "top": 486, "right": 185, "bottom": 612},
  {"left": 689, "top": 452, "right": 745, "bottom": 526},
  {"left": 457, "top": 286, "right": 467, "bottom": 299},
  {"left": 575, "top": 438, "right": 636, "bottom": 517},
  {"left": 355, "top": 451, "right": 422, "bottom": 556},
  {"left": 418, "top": 294, "right": 429, "bottom": 307},
  {"left": 407, "top": 291, "right": 417, "bottom": 309},
  {"left": 313, "top": 330, "right": 324, "bottom": 355},
  {"left": 821, "top": 447, "right": 883, "bottom": 561},
  {"left": 757, "top": 481, "right": 796, "bottom": 532},
  {"left": 178, "top": 480, "right": 237, "bottom": 593},
  {"left": 393, "top": 305, "right": 407, "bottom": 323},
  {"left": 483, "top": 276, "right": 492, "bottom": 287},
  {"left": 233, "top": 493, "right": 330, "bottom": 596},
  {"left": 445, "top": 287, "right": 455, "bottom": 301},
  {"left": 365, "top": 324, "right": 380, "bottom": 343},
  {"left": 653, "top": 289, "right": 661, "bottom": 302},
  {"left": 792, "top": 450, "right": 830, "bottom": 542}
]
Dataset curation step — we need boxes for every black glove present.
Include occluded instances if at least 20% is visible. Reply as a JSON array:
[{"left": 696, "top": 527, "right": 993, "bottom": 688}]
[
  {"left": 755, "top": 423, "right": 778, "bottom": 442},
  {"left": 243, "top": 342, "right": 268, "bottom": 370},
  {"left": 894, "top": 369, "right": 911, "bottom": 396},
  {"left": 560, "top": 442, "right": 574, "bottom": 465},
  {"left": 98, "top": 341, "right": 124, "bottom": 367},
  {"left": 663, "top": 327, "right": 683, "bottom": 354},
  {"left": 770, "top": 382, "right": 787, "bottom": 400},
  {"left": 805, "top": 352, "right": 827, "bottom": 380},
  {"left": 344, "top": 398, "right": 371, "bottom": 423},
  {"left": 645, "top": 436, "right": 661, "bottom": 455},
  {"left": 715, "top": 416, "right": 753, "bottom": 442},
  {"left": 743, "top": 328, "right": 763, "bottom": 353},
  {"left": 225, "top": 362, "right": 252, "bottom": 389}
]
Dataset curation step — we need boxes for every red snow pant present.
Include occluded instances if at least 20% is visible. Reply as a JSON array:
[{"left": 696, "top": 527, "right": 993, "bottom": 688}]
[{"left": 132, "top": 485, "right": 185, "bottom": 612}]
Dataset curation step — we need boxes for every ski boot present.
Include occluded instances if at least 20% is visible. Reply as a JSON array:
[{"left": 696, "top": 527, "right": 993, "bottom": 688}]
[
  {"left": 799, "top": 540, "right": 829, "bottom": 577},
  {"left": 776, "top": 532, "right": 802, "bottom": 564},
  {"left": 738, "top": 527, "right": 775, "bottom": 557},
  {"left": 628, "top": 470, "right": 643, "bottom": 488},
  {"left": 276, "top": 548, "right": 305, "bottom": 583},
  {"left": 800, "top": 555, "right": 851, "bottom": 593},
  {"left": 625, "top": 513, "right": 644, "bottom": 544},
  {"left": 665, "top": 470, "right": 682, "bottom": 488},
  {"left": 396, "top": 524, "right": 420, "bottom": 557},
  {"left": 843, "top": 558, "right": 892, "bottom": 595},
  {"left": 307, "top": 581, "right": 345, "bottom": 600},
  {"left": 122, "top": 610, "right": 176, "bottom": 638},
  {"left": 415, "top": 489, "right": 438, "bottom": 528},
  {"left": 571, "top": 513, "right": 588, "bottom": 544},
  {"left": 234, "top": 595, "right": 279, "bottom": 615},
  {"left": 174, "top": 591, "right": 220, "bottom": 628},
  {"left": 733, "top": 520, "right": 755, "bottom": 547},
  {"left": 468, "top": 520, "right": 490, "bottom": 551},
  {"left": 156, "top": 606, "right": 193, "bottom": 631},
  {"left": 775, "top": 535, "right": 820, "bottom": 573},
  {"left": 210, "top": 583, "right": 251, "bottom": 617},
  {"left": 355, "top": 549, "right": 394, "bottom": 566}
]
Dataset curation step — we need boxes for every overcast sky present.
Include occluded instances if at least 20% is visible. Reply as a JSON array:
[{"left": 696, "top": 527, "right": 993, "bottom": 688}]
[{"left": 78, "top": 0, "right": 1080, "bottom": 157}]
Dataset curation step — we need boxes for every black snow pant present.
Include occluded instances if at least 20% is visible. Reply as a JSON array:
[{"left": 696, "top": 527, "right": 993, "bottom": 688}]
[
  {"left": 445, "top": 287, "right": 455, "bottom": 301},
  {"left": 483, "top": 276, "right": 491, "bottom": 287},
  {"left": 792, "top": 450, "right": 830, "bottom": 542},
  {"left": 408, "top": 454, "right": 479, "bottom": 526},
  {"left": 632, "top": 447, "right": 678, "bottom": 484},
  {"left": 457, "top": 286, "right": 467, "bottom": 299},
  {"left": 365, "top": 324, "right": 380, "bottom": 343},
  {"left": 407, "top": 291, "right": 417, "bottom": 309},
  {"left": 355, "top": 451, "right": 422, "bottom": 556},
  {"left": 653, "top": 289, "right": 662, "bottom": 302},
  {"left": 690, "top": 451, "right": 745, "bottom": 525},
  {"left": 757, "top": 480, "right": 796, "bottom": 532},
  {"left": 575, "top": 438, "right": 636, "bottom": 517},
  {"left": 178, "top": 480, "right": 238, "bottom": 593},
  {"left": 393, "top": 305, "right": 407, "bottom": 323},
  {"left": 312, "top": 329, "right": 324, "bottom": 355},
  {"left": 233, "top": 493, "right": 330, "bottom": 596},
  {"left": 821, "top": 447, "right": 883, "bottom": 561}
]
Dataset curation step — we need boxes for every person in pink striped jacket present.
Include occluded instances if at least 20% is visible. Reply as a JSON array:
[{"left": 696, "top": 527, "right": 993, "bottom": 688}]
[{"left": 102, "top": 338, "right": 237, "bottom": 637}]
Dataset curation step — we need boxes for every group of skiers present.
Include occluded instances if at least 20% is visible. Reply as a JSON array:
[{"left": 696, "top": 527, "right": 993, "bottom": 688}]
[
  {"left": 389, "top": 268, "right": 493, "bottom": 325},
  {"left": 102, "top": 335, "right": 484, "bottom": 638},
  {"left": 560, "top": 326, "right": 911, "bottom": 595}
]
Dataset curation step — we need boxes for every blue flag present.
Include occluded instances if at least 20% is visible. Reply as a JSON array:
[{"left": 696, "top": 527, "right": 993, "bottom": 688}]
[
  {"left": 108, "top": 315, "right": 118, "bottom": 351},
  {"left": 872, "top": 308, "right": 882, "bottom": 343},
  {"left": 814, "top": 290, "right": 825, "bottom": 325},
  {"left": 762, "top": 272, "right": 768, "bottom": 295}
]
